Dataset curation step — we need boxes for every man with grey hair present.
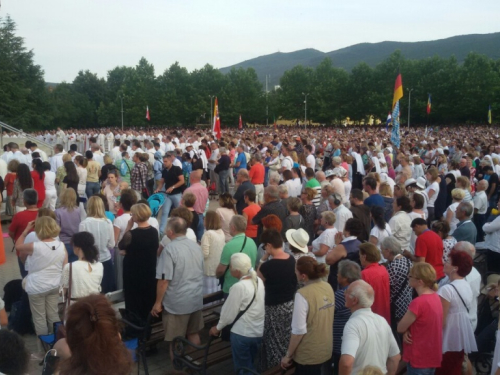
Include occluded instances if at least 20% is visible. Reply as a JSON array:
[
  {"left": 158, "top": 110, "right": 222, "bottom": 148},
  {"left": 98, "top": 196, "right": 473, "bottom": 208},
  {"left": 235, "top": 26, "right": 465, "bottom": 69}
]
[
  {"left": 452, "top": 202, "right": 477, "bottom": 244},
  {"left": 333, "top": 260, "right": 362, "bottom": 370},
  {"left": 328, "top": 193, "right": 352, "bottom": 233},
  {"left": 268, "top": 172, "right": 281, "bottom": 186},
  {"left": 216, "top": 215, "right": 258, "bottom": 297},
  {"left": 473, "top": 179, "right": 488, "bottom": 242},
  {"left": 278, "top": 184, "right": 290, "bottom": 214},
  {"left": 252, "top": 185, "right": 287, "bottom": 240},
  {"left": 339, "top": 280, "right": 400, "bottom": 375},
  {"left": 316, "top": 171, "right": 329, "bottom": 188},
  {"left": 152, "top": 216, "right": 204, "bottom": 361},
  {"left": 438, "top": 241, "right": 481, "bottom": 331}
]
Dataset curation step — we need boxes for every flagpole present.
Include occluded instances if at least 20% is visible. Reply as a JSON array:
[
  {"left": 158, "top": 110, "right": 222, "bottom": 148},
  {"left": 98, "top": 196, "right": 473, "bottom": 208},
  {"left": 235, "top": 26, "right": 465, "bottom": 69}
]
[{"left": 407, "top": 88, "right": 413, "bottom": 129}]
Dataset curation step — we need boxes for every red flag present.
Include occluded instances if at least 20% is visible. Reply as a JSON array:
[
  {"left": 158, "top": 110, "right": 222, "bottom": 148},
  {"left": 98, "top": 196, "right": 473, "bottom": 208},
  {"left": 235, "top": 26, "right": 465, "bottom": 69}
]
[
  {"left": 238, "top": 115, "right": 242, "bottom": 130},
  {"left": 146, "top": 106, "right": 150, "bottom": 121},
  {"left": 212, "top": 98, "right": 221, "bottom": 139}
]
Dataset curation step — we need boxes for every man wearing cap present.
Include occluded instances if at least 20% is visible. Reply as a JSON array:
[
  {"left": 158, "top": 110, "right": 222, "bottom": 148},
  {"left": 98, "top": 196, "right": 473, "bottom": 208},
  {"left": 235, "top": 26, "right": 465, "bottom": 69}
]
[{"left": 249, "top": 153, "right": 265, "bottom": 204}]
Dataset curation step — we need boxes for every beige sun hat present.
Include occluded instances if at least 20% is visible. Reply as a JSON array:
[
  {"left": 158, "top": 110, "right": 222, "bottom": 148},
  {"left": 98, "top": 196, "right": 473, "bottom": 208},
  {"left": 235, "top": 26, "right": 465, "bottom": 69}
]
[{"left": 285, "top": 228, "right": 310, "bottom": 253}]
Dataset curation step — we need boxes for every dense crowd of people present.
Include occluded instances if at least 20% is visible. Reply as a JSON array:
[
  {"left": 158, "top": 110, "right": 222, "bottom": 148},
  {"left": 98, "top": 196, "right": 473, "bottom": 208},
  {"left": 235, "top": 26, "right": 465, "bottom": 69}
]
[{"left": 1, "top": 125, "right": 500, "bottom": 375}]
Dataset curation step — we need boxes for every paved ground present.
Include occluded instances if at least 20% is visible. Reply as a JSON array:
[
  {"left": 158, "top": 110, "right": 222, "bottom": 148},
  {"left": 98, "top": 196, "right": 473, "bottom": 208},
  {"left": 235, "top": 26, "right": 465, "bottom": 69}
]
[{"left": 0, "top": 195, "right": 235, "bottom": 375}]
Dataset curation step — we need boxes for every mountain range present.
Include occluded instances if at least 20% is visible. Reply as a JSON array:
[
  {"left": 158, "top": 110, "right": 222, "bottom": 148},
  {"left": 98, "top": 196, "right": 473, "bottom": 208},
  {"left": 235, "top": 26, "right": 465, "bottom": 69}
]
[{"left": 219, "top": 32, "right": 500, "bottom": 86}]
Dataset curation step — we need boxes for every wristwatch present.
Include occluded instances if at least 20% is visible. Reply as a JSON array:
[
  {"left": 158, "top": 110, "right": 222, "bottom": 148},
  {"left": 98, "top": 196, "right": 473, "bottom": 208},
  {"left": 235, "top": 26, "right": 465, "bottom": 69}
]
[{"left": 285, "top": 352, "right": 293, "bottom": 358}]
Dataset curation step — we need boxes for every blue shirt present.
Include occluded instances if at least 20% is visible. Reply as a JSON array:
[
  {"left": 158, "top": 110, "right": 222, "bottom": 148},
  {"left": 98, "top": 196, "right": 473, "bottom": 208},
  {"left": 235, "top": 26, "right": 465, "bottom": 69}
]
[
  {"left": 235, "top": 153, "right": 247, "bottom": 173},
  {"left": 364, "top": 194, "right": 385, "bottom": 209}
]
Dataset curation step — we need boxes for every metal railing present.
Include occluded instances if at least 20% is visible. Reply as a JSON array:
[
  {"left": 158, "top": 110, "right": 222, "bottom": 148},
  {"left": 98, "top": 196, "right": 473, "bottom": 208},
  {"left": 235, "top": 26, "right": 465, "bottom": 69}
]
[{"left": 0, "top": 121, "right": 54, "bottom": 156}]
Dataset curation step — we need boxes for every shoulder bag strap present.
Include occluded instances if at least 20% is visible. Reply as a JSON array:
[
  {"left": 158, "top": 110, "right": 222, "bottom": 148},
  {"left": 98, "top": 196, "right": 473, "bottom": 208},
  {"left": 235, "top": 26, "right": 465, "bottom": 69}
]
[
  {"left": 223, "top": 236, "right": 248, "bottom": 279},
  {"left": 66, "top": 262, "right": 72, "bottom": 306},
  {"left": 450, "top": 283, "right": 470, "bottom": 313},
  {"left": 231, "top": 279, "right": 257, "bottom": 326}
]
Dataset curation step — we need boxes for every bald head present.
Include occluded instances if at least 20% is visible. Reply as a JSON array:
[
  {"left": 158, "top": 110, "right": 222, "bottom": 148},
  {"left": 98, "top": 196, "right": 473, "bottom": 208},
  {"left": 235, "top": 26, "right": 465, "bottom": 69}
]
[
  {"left": 190, "top": 170, "right": 203, "bottom": 183},
  {"left": 316, "top": 171, "right": 326, "bottom": 182},
  {"left": 478, "top": 179, "right": 489, "bottom": 191},
  {"left": 454, "top": 241, "right": 476, "bottom": 258},
  {"left": 347, "top": 280, "right": 374, "bottom": 309}
]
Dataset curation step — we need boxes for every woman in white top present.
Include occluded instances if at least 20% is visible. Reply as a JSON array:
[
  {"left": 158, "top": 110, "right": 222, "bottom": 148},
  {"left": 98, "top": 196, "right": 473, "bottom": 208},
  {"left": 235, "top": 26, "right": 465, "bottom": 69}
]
[
  {"left": 389, "top": 196, "right": 413, "bottom": 251},
  {"left": 74, "top": 155, "right": 88, "bottom": 202},
  {"left": 61, "top": 231, "right": 103, "bottom": 302},
  {"left": 42, "top": 162, "right": 57, "bottom": 211},
  {"left": 79, "top": 196, "right": 115, "bottom": 294},
  {"left": 216, "top": 193, "right": 236, "bottom": 243},
  {"left": 437, "top": 249, "right": 477, "bottom": 374},
  {"left": 445, "top": 189, "right": 465, "bottom": 235},
  {"left": 424, "top": 166, "right": 440, "bottom": 222},
  {"left": 369, "top": 206, "right": 392, "bottom": 262},
  {"left": 310, "top": 211, "right": 337, "bottom": 265},
  {"left": 15, "top": 216, "right": 67, "bottom": 350},
  {"left": 200, "top": 211, "right": 226, "bottom": 295},
  {"left": 209, "top": 252, "right": 264, "bottom": 374}
]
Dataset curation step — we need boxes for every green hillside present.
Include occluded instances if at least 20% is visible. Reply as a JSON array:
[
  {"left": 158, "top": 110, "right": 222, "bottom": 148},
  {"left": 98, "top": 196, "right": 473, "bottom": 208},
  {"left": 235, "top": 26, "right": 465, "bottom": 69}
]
[{"left": 220, "top": 32, "right": 500, "bottom": 86}]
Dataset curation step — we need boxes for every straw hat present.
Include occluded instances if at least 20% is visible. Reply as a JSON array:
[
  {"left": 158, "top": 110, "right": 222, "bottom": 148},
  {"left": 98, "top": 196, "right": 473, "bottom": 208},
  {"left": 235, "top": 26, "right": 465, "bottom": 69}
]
[{"left": 285, "top": 228, "right": 310, "bottom": 253}]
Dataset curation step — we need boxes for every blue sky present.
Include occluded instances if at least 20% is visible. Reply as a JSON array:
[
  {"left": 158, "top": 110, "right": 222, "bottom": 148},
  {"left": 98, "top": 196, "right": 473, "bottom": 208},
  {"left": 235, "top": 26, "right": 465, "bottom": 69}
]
[{"left": 2, "top": 0, "right": 499, "bottom": 82}]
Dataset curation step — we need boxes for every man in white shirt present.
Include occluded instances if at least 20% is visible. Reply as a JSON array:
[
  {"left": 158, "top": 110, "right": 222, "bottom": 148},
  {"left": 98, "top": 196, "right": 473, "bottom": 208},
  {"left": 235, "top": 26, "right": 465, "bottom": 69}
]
[
  {"left": 49, "top": 144, "right": 65, "bottom": 172},
  {"left": 305, "top": 145, "right": 315, "bottom": 170},
  {"left": 129, "top": 140, "right": 143, "bottom": 159},
  {"left": 29, "top": 143, "right": 48, "bottom": 162},
  {"left": 109, "top": 140, "right": 122, "bottom": 163},
  {"left": 329, "top": 194, "right": 353, "bottom": 233},
  {"left": 106, "top": 130, "right": 115, "bottom": 152},
  {"left": 473, "top": 179, "right": 489, "bottom": 242},
  {"left": 340, "top": 280, "right": 400, "bottom": 374},
  {"left": 279, "top": 147, "right": 294, "bottom": 181},
  {"left": 1, "top": 144, "right": 12, "bottom": 164},
  {"left": 91, "top": 144, "right": 105, "bottom": 167}
]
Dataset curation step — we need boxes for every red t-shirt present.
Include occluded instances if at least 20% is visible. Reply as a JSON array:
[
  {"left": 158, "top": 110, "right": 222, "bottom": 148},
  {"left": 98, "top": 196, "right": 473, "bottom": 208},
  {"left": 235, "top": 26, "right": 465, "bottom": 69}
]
[
  {"left": 361, "top": 263, "right": 391, "bottom": 325},
  {"left": 243, "top": 204, "right": 261, "bottom": 238},
  {"left": 4, "top": 173, "right": 16, "bottom": 196},
  {"left": 403, "top": 293, "right": 443, "bottom": 368},
  {"left": 9, "top": 209, "right": 38, "bottom": 255},
  {"left": 31, "top": 170, "right": 46, "bottom": 206},
  {"left": 415, "top": 230, "right": 444, "bottom": 279},
  {"left": 249, "top": 163, "right": 265, "bottom": 185}
]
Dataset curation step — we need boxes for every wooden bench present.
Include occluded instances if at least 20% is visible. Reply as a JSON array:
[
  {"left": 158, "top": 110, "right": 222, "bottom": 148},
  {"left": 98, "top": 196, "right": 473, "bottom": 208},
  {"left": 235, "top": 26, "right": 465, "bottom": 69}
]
[{"left": 172, "top": 291, "right": 233, "bottom": 374}]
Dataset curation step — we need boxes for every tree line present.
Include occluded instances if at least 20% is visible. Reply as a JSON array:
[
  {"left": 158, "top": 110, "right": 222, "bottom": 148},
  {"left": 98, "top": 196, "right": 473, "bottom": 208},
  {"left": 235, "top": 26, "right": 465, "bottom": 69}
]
[{"left": 1, "top": 15, "right": 499, "bottom": 131}]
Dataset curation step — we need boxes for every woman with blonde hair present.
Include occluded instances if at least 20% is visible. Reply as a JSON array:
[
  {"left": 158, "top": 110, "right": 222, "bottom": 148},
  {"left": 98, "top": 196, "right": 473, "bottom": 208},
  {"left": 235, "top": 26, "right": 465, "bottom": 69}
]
[
  {"left": 216, "top": 193, "right": 237, "bottom": 243},
  {"left": 445, "top": 188, "right": 465, "bottom": 234},
  {"left": 56, "top": 188, "right": 82, "bottom": 262},
  {"left": 379, "top": 182, "right": 394, "bottom": 222},
  {"left": 456, "top": 176, "right": 473, "bottom": 207},
  {"left": 79, "top": 196, "right": 115, "bottom": 293},
  {"left": 201, "top": 210, "right": 226, "bottom": 295},
  {"left": 118, "top": 203, "right": 158, "bottom": 320},
  {"left": 437, "top": 153, "right": 448, "bottom": 175},
  {"left": 397, "top": 262, "right": 443, "bottom": 374},
  {"left": 15, "top": 216, "right": 67, "bottom": 354}
]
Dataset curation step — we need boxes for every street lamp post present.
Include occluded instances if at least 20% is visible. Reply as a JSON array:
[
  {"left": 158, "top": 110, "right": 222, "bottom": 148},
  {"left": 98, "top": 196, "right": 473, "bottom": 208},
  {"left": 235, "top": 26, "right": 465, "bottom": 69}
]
[
  {"left": 209, "top": 95, "right": 215, "bottom": 126},
  {"left": 407, "top": 88, "right": 413, "bottom": 129},
  {"left": 302, "top": 92, "right": 309, "bottom": 129},
  {"left": 120, "top": 95, "right": 124, "bottom": 131}
]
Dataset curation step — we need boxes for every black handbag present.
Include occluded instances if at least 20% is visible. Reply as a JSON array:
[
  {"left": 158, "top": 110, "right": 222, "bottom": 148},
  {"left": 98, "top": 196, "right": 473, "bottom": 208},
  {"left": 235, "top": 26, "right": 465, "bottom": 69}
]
[
  {"left": 221, "top": 279, "right": 257, "bottom": 342},
  {"left": 218, "top": 237, "right": 247, "bottom": 289},
  {"left": 41, "top": 349, "right": 60, "bottom": 375}
]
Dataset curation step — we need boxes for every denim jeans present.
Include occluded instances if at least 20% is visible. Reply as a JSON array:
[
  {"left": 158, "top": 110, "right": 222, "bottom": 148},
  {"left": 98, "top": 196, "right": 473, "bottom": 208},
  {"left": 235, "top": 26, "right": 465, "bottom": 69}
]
[
  {"left": 230, "top": 332, "right": 261, "bottom": 375},
  {"left": 85, "top": 181, "right": 101, "bottom": 199},
  {"left": 196, "top": 213, "right": 205, "bottom": 242},
  {"left": 159, "top": 193, "right": 182, "bottom": 236},
  {"left": 18, "top": 257, "right": 27, "bottom": 278},
  {"left": 407, "top": 363, "right": 435, "bottom": 375},
  {"left": 219, "top": 169, "right": 229, "bottom": 194}
]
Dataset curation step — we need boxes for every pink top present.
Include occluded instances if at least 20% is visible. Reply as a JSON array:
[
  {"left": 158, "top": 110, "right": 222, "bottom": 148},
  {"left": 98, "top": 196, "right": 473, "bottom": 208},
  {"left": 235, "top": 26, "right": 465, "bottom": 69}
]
[
  {"left": 229, "top": 149, "right": 236, "bottom": 163},
  {"left": 403, "top": 293, "right": 443, "bottom": 368},
  {"left": 185, "top": 182, "right": 209, "bottom": 215}
]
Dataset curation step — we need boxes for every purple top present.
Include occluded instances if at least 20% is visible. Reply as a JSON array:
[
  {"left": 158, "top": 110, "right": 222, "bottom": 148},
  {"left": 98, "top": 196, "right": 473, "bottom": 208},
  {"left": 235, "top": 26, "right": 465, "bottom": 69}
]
[{"left": 55, "top": 206, "right": 82, "bottom": 244}]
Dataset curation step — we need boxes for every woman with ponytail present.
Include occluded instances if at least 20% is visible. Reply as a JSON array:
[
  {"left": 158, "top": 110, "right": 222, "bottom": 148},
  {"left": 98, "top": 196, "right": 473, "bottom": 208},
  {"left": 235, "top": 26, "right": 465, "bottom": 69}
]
[
  {"left": 55, "top": 294, "right": 133, "bottom": 374},
  {"left": 280, "top": 256, "right": 335, "bottom": 374},
  {"left": 31, "top": 158, "right": 46, "bottom": 207},
  {"left": 61, "top": 232, "right": 103, "bottom": 303},
  {"left": 209, "top": 252, "right": 265, "bottom": 374},
  {"left": 397, "top": 262, "right": 443, "bottom": 374}
]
